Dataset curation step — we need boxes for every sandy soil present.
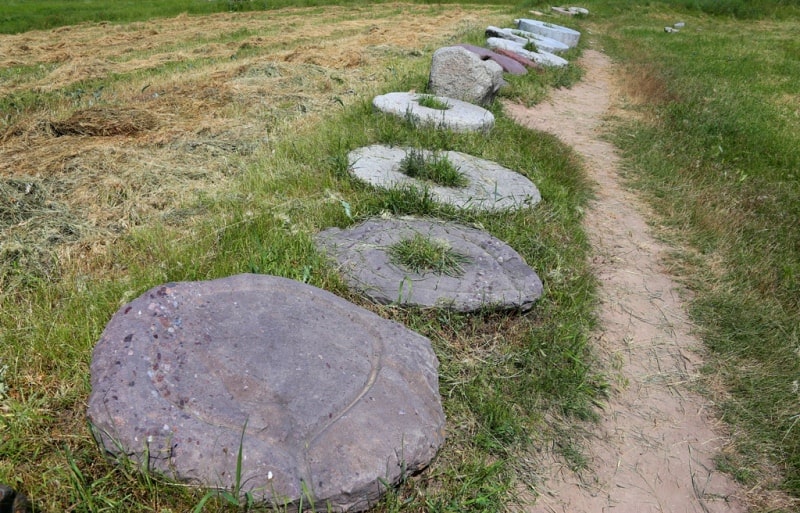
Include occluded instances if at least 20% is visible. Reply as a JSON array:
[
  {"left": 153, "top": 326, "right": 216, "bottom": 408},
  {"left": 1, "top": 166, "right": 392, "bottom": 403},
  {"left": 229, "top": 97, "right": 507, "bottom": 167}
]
[{"left": 506, "top": 50, "right": 747, "bottom": 512}]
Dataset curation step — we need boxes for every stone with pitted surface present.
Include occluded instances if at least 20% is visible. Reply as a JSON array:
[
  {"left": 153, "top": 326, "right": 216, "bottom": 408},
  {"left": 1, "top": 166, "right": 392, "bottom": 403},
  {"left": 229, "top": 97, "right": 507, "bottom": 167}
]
[
  {"left": 316, "top": 218, "right": 544, "bottom": 311},
  {"left": 348, "top": 144, "right": 540, "bottom": 212},
  {"left": 87, "top": 274, "right": 445, "bottom": 512}
]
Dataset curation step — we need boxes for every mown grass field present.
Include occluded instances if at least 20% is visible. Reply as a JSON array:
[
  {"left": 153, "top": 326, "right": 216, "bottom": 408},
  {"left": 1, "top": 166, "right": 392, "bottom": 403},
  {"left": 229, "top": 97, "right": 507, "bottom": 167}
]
[{"left": 2, "top": 0, "right": 799, "bottom": 511}]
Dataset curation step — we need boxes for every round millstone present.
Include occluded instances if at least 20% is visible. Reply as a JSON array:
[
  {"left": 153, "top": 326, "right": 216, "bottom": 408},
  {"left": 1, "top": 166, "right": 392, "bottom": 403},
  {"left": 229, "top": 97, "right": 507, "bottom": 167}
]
[
  {"left": 316, "top": 218, "right": 544, "bottom": 311},
  {"left": 372, "top": 92, "right": 494, "bottom": 132},
  {"left": 87, "top": 274, "right": 445, "bottom": 512},
  {"left": 348, "top": 144, "right": 541, "bottom": 212}
]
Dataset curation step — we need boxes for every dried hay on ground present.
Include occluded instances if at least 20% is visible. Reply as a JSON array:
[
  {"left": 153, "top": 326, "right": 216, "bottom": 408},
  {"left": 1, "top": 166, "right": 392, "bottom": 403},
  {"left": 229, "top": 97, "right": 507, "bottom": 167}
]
[
  {"left": 0, "top": 4, "right": 506, "bottom": 282},
  {"left": 48, "top": 107, "right": 158, "bottom": 136}
]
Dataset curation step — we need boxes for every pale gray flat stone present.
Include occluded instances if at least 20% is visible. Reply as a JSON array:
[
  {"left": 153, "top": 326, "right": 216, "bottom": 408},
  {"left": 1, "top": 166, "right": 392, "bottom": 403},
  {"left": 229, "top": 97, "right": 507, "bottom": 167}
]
[
  {"left": 316, "top": 218, "right": 544, "bottom": 311},
  {"left": 485, "top": 26, "right": 570, "bottom": 54},
  {"left": 348, "top": 144, "right": 540, "bottom": 212},
  {"left": 372, "top": 92, "right": 494, "bottom": 132},
  {"left": 515, "top": 18, "right": 581, "bottom": 48},
  {"left": 486, "top": 38, "right": 568, "bottom": 68},
  {"left": 88, "top": 274, "right": 445, "bottom": 512}
]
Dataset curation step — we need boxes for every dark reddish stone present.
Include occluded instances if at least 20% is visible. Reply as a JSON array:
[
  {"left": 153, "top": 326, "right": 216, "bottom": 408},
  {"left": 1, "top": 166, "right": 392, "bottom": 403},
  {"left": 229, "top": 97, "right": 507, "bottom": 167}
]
[
  {"left": 494, "top": 48, "right": 545, "bottom": 72},
  {"left": 455, "top": 43, "right": 527, "bottom": 75}
]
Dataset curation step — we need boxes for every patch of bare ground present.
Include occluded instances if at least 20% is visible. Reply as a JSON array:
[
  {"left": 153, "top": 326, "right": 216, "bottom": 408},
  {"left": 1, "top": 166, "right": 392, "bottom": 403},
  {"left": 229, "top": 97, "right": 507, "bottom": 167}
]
[
  {"left": 506, "top": 49, "right": 792, "bottom": 512},
  {"left": 0, "top": 4, "right": 504, "bottom": 280}
]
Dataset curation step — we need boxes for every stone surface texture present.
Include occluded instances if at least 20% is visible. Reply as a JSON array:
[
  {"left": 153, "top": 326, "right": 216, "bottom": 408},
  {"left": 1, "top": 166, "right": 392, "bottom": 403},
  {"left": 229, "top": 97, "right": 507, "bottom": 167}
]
[
  {"left": 372, "top": 92, "right": 494, "bottom": 132},
  {"left": 515, "top": 18, "right": 581, "bottom": 48},
  {"left": 486, "top": 38, "right": 568, "bottom": 68},
  {"left": 348, "top": 144, "right": 540, "bottom": 212},
  {"left": 87, "top": 274, "right": 446, "bottom": 512},
  {"left": 316, "top": 218, "right": 544, "bottom": 311},
  {"left": 485, "top": 26, "right": 570, "bottom": 54},
  {"left": 427, "top": 46, "right": 504, "bottom": 106},
  {"left": 455, "top": 44, "right": 527, "bottom": 75},
  {"left": 494, "top": 48, "right": 543, "bottom": 71}
]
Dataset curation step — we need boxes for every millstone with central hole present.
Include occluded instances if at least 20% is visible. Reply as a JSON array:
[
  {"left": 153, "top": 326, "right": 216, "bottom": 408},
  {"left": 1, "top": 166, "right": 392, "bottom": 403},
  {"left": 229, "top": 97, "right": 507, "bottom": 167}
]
[
  {"left": 87, "top": 274, "right": 445, "bottom": 512},
  {"left": 316, "top": 218, "right": 543, "bottom": 311},
  {"left": 349, "top": 144, "right": 541, "bottom": 212}
]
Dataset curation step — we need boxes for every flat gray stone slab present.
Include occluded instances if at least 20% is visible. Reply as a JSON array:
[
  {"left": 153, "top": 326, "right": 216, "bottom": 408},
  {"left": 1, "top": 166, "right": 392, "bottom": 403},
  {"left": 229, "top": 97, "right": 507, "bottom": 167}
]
[
  {"left": 372, "top": 92, "right": 494, "bottom": 132},
  {"left": 486, "top": 37, "right": 568, "bottom": 68},
  {"left": 349, "top": 144, "right": 541, "bottom": 212},
  {"left": 485, "top": 26, "right": 570, "bottom": 54},
  {"left": 88, "top": 274, "right": 445, "bottom": 512},
  {"left": 515, "top": 18, "right": 581, "bottom": 48},
  {"left": 316, "top": 218, "right": 544, "bottom": 311}
]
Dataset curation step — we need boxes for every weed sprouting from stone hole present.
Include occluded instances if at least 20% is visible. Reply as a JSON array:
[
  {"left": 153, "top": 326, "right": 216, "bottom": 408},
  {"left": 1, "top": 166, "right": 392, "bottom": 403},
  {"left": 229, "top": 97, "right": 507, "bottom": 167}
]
[
  {"left": 416, "top": 94, "right": 450, "bottom": 110},
  {"left": 388, "top": 233, "right": 470, "bottom": 277},
  {"left": 398, "top": 149, "right": 468, "bottom": 188},
  {"left": 523, "top": 40, "right": 537, "bottom": 53}
]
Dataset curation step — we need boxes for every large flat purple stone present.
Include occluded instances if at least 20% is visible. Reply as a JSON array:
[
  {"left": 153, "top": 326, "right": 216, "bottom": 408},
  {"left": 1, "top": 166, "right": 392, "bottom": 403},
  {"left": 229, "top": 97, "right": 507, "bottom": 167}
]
[{"left": 87, "top": 274, "right": 445, "bottom": 511}]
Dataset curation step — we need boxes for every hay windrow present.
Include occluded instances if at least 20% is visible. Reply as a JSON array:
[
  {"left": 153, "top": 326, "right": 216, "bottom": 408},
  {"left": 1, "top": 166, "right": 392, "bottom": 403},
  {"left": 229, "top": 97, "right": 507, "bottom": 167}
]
[{"left": 48, "top": 107, "right": 158, "bottom": 137}]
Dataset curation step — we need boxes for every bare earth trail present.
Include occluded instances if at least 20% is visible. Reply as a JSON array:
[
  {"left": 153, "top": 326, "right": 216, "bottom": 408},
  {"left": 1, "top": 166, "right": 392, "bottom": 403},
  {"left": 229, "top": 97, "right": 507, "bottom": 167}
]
[{"left": 507, "top": 50, "right": 747, "bottom": 512}]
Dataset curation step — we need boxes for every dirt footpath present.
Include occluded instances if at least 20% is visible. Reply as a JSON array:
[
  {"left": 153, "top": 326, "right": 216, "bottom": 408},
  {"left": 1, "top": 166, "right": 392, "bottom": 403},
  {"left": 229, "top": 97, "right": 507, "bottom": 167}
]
[{"left": 507, "top": 50, "right": 746, "bottom": 513}]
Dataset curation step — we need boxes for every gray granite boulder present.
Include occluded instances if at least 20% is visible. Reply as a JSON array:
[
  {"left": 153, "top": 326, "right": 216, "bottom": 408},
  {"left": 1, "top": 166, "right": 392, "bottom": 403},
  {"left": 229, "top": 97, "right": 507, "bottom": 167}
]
[
  {"left": 428, "top": 46, "right": 504, "bottom": 106},
  {"left": 372, "top": 92, "right": 494, "bottom": 132},
  {"left": 348, "top": 144, "right": 540, "bottom": 212},
  {"left": 455, "top": 44, "right": 527, "bottom": 75},
  {"left": 316, "top": 218, "right": 543, "bottom": 311},
  {"left": 87, "top": 274, "right": 445, "bottom": 512}
]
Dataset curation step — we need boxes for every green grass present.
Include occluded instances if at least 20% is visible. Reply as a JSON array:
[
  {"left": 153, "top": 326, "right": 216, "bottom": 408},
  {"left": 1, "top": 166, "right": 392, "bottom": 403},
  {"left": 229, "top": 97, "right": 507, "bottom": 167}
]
[
  {"left": 397, "top": 149, "right": 468, "bottom": 188},
  {"left": 388, "top": 233, "right": 470, "bottom": 276},
  {"left": 0, "top": 5, "right": 602, "bottom": 512},
  {"left": 567, "top": 0, "right": 800, "bottom": 499},
  {"left": 415, "top": 94, "right": 451, "bottom": 111}
]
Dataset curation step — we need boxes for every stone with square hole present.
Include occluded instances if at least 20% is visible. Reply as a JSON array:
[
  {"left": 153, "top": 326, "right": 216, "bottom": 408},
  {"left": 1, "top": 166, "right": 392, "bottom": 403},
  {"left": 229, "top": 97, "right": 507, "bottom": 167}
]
[
  {"left": 348, "top": 144, "right": 540, "bottom": 212},
  {"left": 372, "top": 92, "right": 494, "bottom": 132},
  {"left": 316, "top": 218, "right": 543, "bottom": 311},
  {"left": 87, "top": 274, "right": 445, "bottom": 512}
]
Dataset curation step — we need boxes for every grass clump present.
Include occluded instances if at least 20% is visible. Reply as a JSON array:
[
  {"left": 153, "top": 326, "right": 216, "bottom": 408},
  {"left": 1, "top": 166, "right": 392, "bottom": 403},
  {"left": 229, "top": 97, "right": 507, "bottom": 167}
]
[
  {"left": 388, "top": 233, "right": 470, "bottom": 276},
  {"left": 416, "top": 94, "right": 450, "bottom": 110},
  {"left": 397, "top": 149, "right": 468, "bottom": 188}
]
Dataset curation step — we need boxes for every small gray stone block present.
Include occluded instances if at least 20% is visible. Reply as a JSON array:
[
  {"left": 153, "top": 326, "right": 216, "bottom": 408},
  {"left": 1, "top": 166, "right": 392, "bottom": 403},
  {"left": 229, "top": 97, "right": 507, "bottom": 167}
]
[
  {"left": 316, "top": 218, "right": 544, "bottom": 311},
  {"left": 348, "top": 144, "right": 541, "bottom": 212},
  {"left": 87, "top": 274, "right": 445, "bottom": 512},
  {"left": 372, "top": 92, "right": 494, "bottom": 132}
]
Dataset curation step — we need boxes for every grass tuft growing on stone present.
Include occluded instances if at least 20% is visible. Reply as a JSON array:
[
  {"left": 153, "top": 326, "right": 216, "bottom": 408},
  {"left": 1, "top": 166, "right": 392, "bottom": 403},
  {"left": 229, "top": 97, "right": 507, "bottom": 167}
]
[
  {"left": 397, "top": 149, "right": 468, "bottom": 188},
  {"left": 388, "top": 233, "right": 470, "bottom": 277},
  {"left": 415, "top": 94, "right": 451, "bottom": 110}
]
